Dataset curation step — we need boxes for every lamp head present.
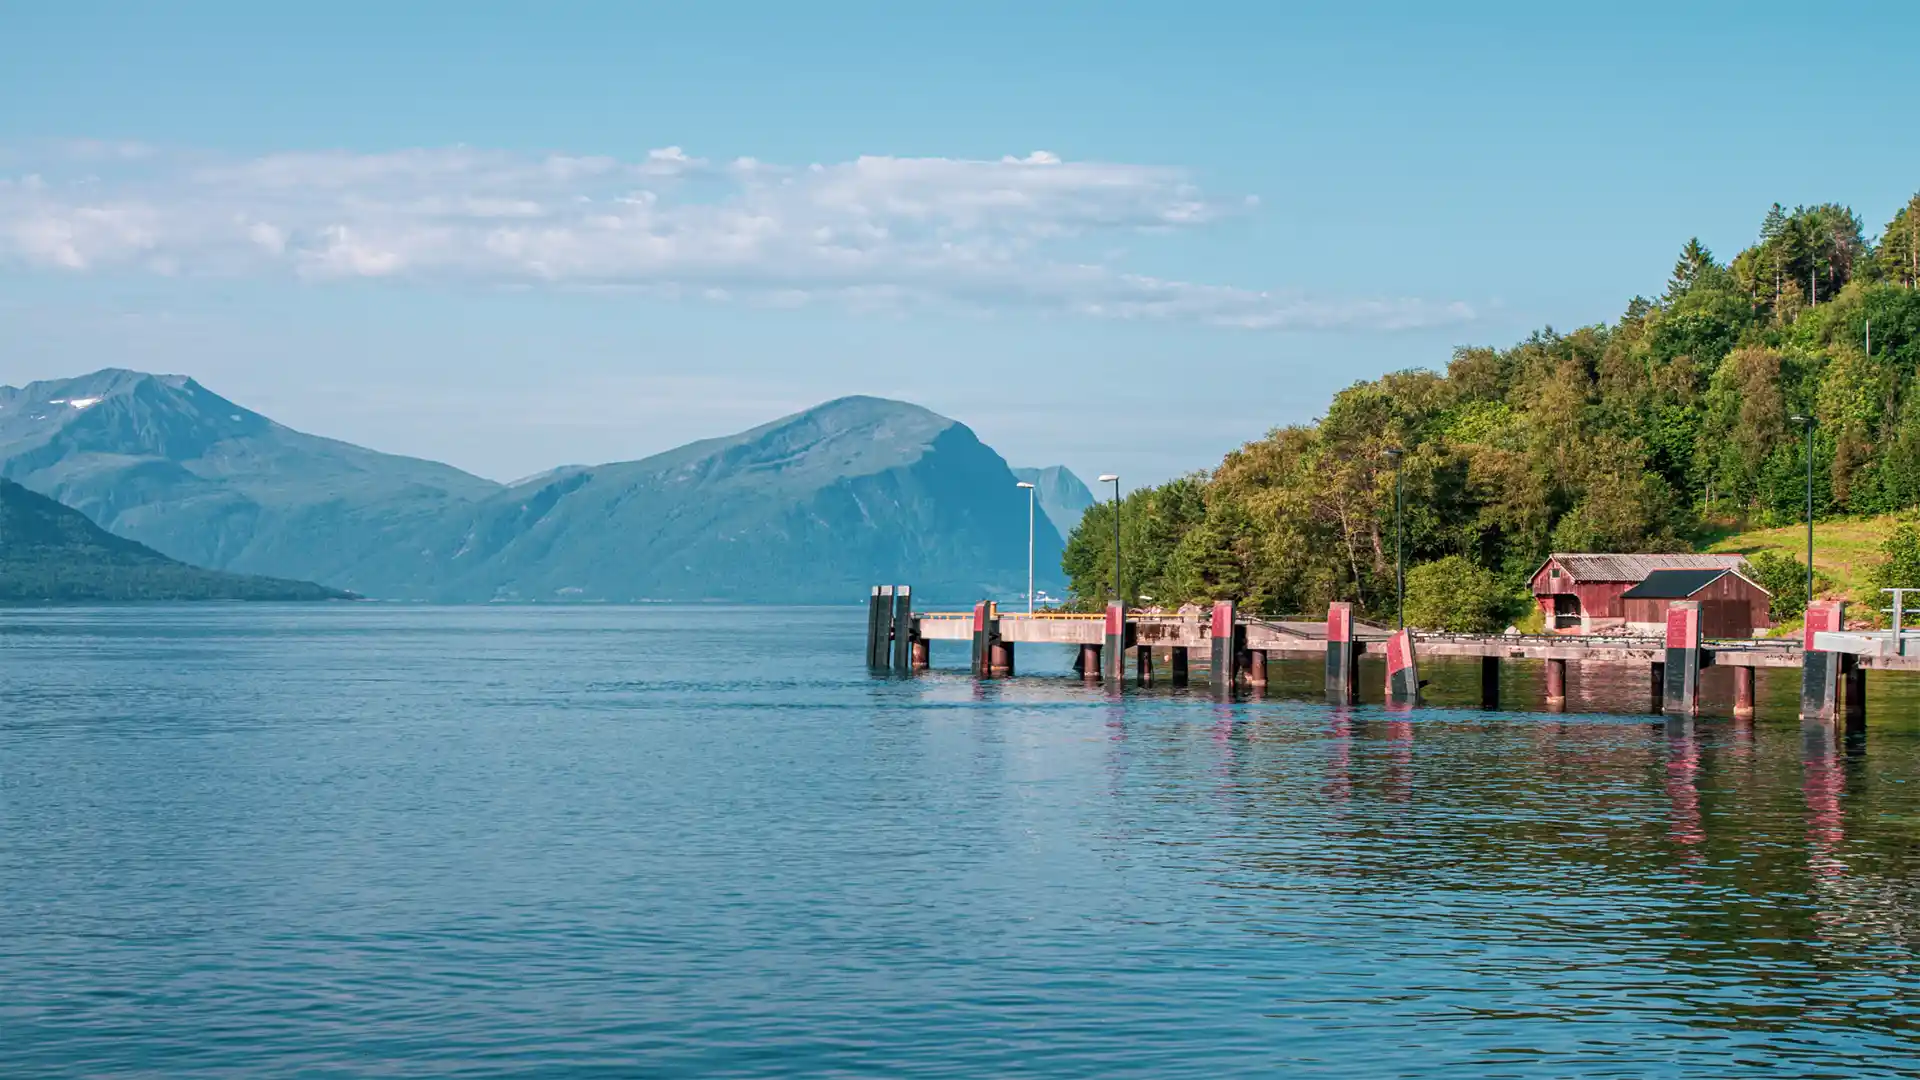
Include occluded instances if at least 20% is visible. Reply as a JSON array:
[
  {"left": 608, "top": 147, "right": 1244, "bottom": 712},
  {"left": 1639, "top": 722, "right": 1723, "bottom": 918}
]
[
  {"left": 1790, "top": 414, "right": 1812, "bottom": 424},
  {"left": 1016, "top": 481, "right": 1035, "bottom": 489},
  {"left": 1097, "top": 474, "right": 1119, "bottom": 483}
]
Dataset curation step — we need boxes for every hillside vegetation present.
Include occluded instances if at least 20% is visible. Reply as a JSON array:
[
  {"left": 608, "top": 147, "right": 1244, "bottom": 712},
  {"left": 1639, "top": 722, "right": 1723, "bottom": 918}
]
[{"left": 1065, "top": 194, "right": 1920, "bottom": 628}]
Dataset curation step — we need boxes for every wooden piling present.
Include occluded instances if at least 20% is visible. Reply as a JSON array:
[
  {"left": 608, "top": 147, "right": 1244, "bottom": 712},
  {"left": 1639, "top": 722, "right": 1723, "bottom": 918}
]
[
  {"left": 1662, "top": 600, "right": 1702, "bottom": 717},
  {"left": 1246, "top": 649, "right": 1268, "bottom": 688},
  {"left": 1170, "top": 646, "right": 1190, "bottom": 686},
  {"left": 1325, "top": 602, "right": 1358, "bottom": 705},
  {"left": 1733, "top": 666, "right": 1754, "bottom": 719},
  {"left": 1844, "top": 658, "right": 1866, "bottom": 728},
  {"left": 989, "top": 638, "right": 1015, "bottom": 677},
  {"left": 1137, "top": 645, "right": 1154, "bottom": 686},
  {"left": 1385, "top": 628, "right": 1419, "bottom": 706},
  {"left": 1480, "top": 656, "right": 1499, "bottom": 711},
  {"left": 1650, "top": 662, "right": 1665, "bottom": 713},
  {"left": 889, "top": 585, "right": 913, "bottom": 674},
  {"left": 1210, "top": 600, "right": 1239, "bottom": 695},
  {"left": 1800, "top": 600, "right": 1846, "bottom": 722},
  {"left": 1545, "top": 657, "right": 1567, "bottom": 709},
  {"left": 910, "top": 637, "right": 930, "bottom": 670},
  {"left": 866, "top": 586, "right": 888, "bottom": 669}
]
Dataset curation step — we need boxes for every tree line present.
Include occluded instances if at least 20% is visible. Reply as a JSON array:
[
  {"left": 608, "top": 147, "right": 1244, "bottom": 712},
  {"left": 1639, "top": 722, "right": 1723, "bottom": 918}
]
[{"left": 1062, "top": 194, "right": 1920, "bottom": 629}]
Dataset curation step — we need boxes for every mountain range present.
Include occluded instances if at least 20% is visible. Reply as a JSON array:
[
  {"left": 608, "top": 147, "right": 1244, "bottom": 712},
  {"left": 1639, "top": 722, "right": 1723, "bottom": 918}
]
[{"left": 0, "top": 370, "right": 1079, "bottom": 604}]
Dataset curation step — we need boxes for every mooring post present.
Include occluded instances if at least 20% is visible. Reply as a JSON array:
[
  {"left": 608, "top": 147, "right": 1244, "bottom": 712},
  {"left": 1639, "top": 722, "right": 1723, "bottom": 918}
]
[
  {"left": 1325, "top": 602, "right": 1358, "bottom": 705},
  {"left": 866, "top": 586, "right": 887, "bottom": 669},
  {"left": 1210, "top": 600, "right": 1239, "bottom": 695},
  {"left": 969, "top": 600, "right": 991, "bottom": 678},
  {"left": 1649, "top": 662, "right": 1665, "bottom": 713},
  {"left": 1733, "top": 665, "right": 1755, "bottom": 719},
  {"left": 890, "top": 585, "right": 913, "bottom": 674},
  {"left": 1844, "top": 657, "right": 1866, "bottom": 729},
  {"left": 1663, "top": 600, "right": 1703, "bottom": 717},
  {"left": 1104, "top": 602, "right": 1127, "bottom": 683},
  {"left": 1800, "top": 599, "right": 1846, "bottom": 722},
  {"left": 1080, "top": 644, "right": 1102, "bottom": 681},
  {"left": 1385, "top": 628, "right": 1419, "bottom": 706},
  {"left": 1246, "top": 649, "right": 1268, "bottom": 688},
  {"left": 1137, "top": 645, "right": 1154, "bottom": 686},
  {"left": 1545, "top": 657, "right": 1567, "bottom": 710},
  {"left": 1170, "top": 646, "right": 1190, "bottom": 686},
  {"left": 989, "top": 636, "right": 1014, "bottom": 677},
  {"left": 1480, "top": 655, "right": 1500, "bottom": 710},
  {"left": 910, "top": 635, "right": 930, "bottom": 670}
]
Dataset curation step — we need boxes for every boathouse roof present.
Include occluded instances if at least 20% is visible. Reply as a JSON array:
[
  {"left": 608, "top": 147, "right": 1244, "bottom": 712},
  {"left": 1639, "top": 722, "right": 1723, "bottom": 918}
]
[
  {"left": 1534, "top": 552, "right": 1749, "bottom": 585},
  {"left": 1620, "top": 567, "right": 1770, "bottom": 600}
]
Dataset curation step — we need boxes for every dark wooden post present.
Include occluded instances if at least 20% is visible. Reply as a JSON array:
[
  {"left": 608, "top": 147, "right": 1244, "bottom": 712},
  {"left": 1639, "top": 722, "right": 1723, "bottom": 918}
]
[
  {"left": 1136, "top": 646, "right": 1154, "bottom": 686},
  {"left": 1104, "top": 602, "right": 1127, "bottom": 683},
  {"left": 1080, "top": 644, "right": 1102, "bottom": 681},
  {"left": 1545, "top": 657, "right": 1567, "bottom": 710},
  {"left": 1385, "top": 628, "right": 1419, "bottom": 706},
  {"left": 1800, "top": 600, "right": 1846, "bottom": 722},
  {"left": 890, "top": 585, "right": 913, "bottom": 674},
  {"left": 1210, "top": 600, "right": 1238, "bottom": 695},
  {"left": 1844, "top": 657, "right": 1866, "bottom": 729},
  {"left": 1732, "top": 665, "right": 1755, "bottom": 719},
  {"left": 1663, "top": 600, "right": 1703, "bottom": 717},
  {"left": 1650, "top": 662, "right": 1666, "bottom": 713},
  {"left": 1325, "top": 602, "right": 1357, "bottom": 705},
  {"left": 1246, "top": 649, "right": 1268, "bottom": 688},
  {"left": 1170, "top": 646, "right": 1190, "bottom": 686},
  {"left": 1479, "top": 655, "right": 1500, "bottom": 711},
  {"left": 866, "top": 586, "right": 887, "bottom": 669}
]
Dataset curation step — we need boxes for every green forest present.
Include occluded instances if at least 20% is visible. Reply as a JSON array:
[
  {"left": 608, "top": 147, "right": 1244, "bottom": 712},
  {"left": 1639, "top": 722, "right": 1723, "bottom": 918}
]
[{"left": 1062, "top": 194, "right": 1920, "bottom": 629}]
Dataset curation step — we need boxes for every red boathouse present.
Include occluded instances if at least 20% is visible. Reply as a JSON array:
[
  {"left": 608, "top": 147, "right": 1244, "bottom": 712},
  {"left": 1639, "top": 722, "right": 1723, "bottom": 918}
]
[{"left": 1529, "top": 553, "right": 1753, "bottom": 635}]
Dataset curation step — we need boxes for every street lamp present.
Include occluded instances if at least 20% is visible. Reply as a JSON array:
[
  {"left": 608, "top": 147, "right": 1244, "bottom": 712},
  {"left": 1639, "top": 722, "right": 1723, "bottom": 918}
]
[
  {"left": 1385, "top": 447, "right": 1404, "bottom": 629},
  {"left": 1098, "top": 474, "right": 1121, "bottom": 607},
  {"left": 1016, "top": 480, "right": 1037, "bottom": 614},
  {"left": 1791, "top": 414, "right": 1815, "bottom": 608}
]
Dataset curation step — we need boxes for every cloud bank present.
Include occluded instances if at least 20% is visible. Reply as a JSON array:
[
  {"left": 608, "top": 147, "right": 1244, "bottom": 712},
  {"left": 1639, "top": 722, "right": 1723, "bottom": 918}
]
[{"left": 0, "top": 143, "right": 1474, "bottom": 331}]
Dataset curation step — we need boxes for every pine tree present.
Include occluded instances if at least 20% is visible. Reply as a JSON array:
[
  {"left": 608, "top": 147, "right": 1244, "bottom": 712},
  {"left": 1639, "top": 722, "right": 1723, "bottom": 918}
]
[{"left": 1665, "top": 237, "right": 1716, "bottom": 302}]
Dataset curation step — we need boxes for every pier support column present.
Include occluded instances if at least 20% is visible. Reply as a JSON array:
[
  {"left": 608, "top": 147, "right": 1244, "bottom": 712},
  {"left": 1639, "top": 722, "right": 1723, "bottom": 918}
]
[
  {"left": 1170, "top": 647, "right": 1190, "bottom": 686},
  {"left": 1480, "top": 656, "right": 1500, "bottom": 711},
  {"left": 1663, "top": 601, "right": 1703, "bottom": 717},
  {"left": 1385, "top": 629, "right": 1419, "bottom": 706},
  {"left": 989, "top": 639, "right": 1014, "bottom": 677},
  {"left": 1210, "top": 600, "right": 1239, "bottom": 696},
  {"left": 890, "top": 586, "right": 913, "bottom": 674},
  {"left": 910, "top": 637, "right": 930, "bottom": 670},
  {"left": 1103, "top": 602, "right": 1128, "bottom": 683},
  {"left": 1137, "top": 645, "right": 1154, "bottom": 686},
  {"left": 1733, "top": 666, "right": 1755, "bottom": 719},
  {"left": 1800, "top": 600, "right": 1846, "bottom": 722},
  {"left": 1246, "top": 649, "right": 1268, "bottom": 688},
  {"left": 969, "top": 600, "right": 997, "bottom": 678},
  {"left": 1325, "top": 602, "right": 1358, "bottom": 705},
  {"left": 1545, "top": 657, "right": 1567, "bottom": 710},
  {"left": 1650, "top": 662, "right": 1665, "bottom": 713},
  {"left": 1844, "top": 658, "right": 1866, "bottom": 729},
  {"left": 1079, "top": 644, "right": 1102, "bottom": 682}
]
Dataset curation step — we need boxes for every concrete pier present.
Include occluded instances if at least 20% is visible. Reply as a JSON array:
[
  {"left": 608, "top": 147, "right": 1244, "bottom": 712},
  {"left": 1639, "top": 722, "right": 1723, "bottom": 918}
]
[{"left": 1385, "top": 629, "right": 1419, "bottom": 705}]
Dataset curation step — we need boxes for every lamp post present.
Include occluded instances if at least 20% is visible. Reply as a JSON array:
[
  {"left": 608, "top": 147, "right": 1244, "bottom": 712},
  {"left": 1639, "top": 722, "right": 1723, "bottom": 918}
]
[
  {"left": 1016, "top": 481, "right": 1036, "bottom": 614},
  {"left": 1386, "top": 447, "right": 1404, "bottom": 629},
  {"left": 1790, "top": 414, "right": 1815, "bottom": 608},
  {"left": 1098, "top": 474, "right": 1121, "bottom": 607}
]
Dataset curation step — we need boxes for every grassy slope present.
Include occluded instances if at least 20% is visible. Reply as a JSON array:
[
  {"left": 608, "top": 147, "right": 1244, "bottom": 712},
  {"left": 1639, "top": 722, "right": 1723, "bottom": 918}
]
[{"left": 1701, "top": 514, "right": 1907, "bottom": 624}]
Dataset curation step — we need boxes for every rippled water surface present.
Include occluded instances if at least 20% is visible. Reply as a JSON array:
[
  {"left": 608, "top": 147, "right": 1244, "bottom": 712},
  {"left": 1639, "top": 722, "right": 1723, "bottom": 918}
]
[{"left": 4, "top": 605, "right": 1920, "bottom": 1077}]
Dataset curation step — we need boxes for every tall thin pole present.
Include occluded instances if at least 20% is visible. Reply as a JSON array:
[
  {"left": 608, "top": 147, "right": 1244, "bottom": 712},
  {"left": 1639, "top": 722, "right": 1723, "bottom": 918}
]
[
  {"left": 1026, "top": 485, "right": 1035, "bottom": 615},
  {"left": 1805, "top": 420, "right": 1815, "bottom": 607},
  {"left": 1395, "top": 463, "right": 1405, "bottom": 630},
  {"left": 1110, "top": 478, "right": 1122, "bottom": 606}
]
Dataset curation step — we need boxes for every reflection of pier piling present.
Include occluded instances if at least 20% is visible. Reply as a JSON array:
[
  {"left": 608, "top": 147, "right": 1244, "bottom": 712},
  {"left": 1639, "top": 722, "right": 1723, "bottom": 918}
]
[{"left": 871, "top": 585, "right": 1915, "bottom": 719}]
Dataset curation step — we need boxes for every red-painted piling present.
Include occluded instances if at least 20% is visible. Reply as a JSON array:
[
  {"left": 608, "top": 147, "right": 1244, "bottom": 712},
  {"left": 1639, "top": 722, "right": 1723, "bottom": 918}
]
[
  {"left": 1210, "top": 600, "right": 1239, "bottom": 695},
  {"left": 1246, "top": 649, "right": 1268, "bottom": 688},
  {"left": 1801, "top": 600, "right": 1845, "bottom": 721},
  {"left": 1080, "top": 644, "right": 1102, "bottom": 681},
  {"left": 1385, "top": 628, "right": 1419, "bottom": 705},
  {"left": 1545, "top": 658, "right": 1567, "bottom": 709},
  {"left": 1325, "top": 602, "right": 1357, "bottom": 705},
  {"left": 969, "top": 600, "right": 991, "bottom": 678},
  {"left": 1104, "top": 602, "right": 1127, "bottom": 683},
  {"left": 1662, "top": 600, "right": 1702, "bottom": 716},
  {"left": 1733, "top": 665, "right": 1755, "bottom": 719}
]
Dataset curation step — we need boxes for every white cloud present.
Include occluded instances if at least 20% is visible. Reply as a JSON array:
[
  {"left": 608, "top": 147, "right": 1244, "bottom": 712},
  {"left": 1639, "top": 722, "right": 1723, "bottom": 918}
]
[{"left": 0, "top": 143, "right": 1475, "bottom": 331}]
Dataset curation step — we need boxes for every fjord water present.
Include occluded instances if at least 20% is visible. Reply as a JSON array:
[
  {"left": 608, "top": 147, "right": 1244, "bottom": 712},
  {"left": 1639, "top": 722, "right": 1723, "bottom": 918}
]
[{"left": 3, "top": 607, "right": 1918, "bottom": 1077}]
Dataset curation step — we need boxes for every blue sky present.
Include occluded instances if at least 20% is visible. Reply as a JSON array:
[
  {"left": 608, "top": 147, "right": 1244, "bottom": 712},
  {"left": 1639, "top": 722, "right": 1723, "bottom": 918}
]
[{"left": 4, "top": 1, "right": 1918, "bottom": 486}]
